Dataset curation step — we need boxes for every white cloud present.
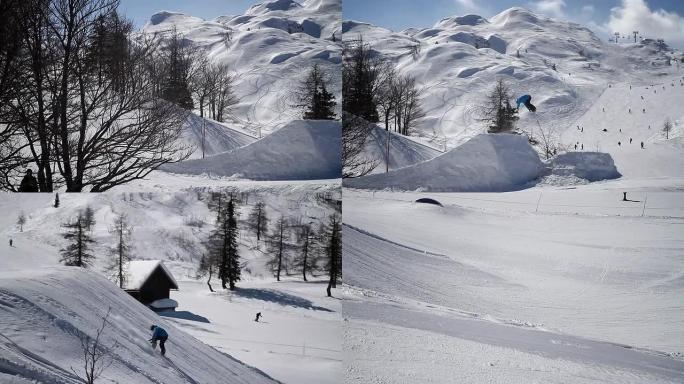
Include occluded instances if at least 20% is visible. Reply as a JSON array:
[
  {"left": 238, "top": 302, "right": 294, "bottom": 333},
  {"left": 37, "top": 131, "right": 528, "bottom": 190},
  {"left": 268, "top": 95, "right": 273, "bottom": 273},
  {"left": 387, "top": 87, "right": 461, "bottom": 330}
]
[
  {"left": 454, "top": 0, "right": 483, "bottom": 14},
  {"left": 606, "top": 0, "right": 684, "bottom": 47},
  {"left": 581, "top": 5, "right": 594, "bottom": 14},
  {"left": 530, "top": 0, "right": 566, "bottom": 19}
]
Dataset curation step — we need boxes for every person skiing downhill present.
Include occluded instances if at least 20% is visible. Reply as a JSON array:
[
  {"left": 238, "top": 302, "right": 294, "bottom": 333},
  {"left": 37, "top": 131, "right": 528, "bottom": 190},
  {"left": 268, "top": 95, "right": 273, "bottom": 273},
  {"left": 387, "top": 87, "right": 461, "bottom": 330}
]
[
  {"left": 255, "top": 312, "right": 262, "bottom": 322},
  {"left": 149, "top": 325, "right": 168, "bottom": 356},
  {"left": 516, "top": 94, "right": 536, "bottom": 112}
]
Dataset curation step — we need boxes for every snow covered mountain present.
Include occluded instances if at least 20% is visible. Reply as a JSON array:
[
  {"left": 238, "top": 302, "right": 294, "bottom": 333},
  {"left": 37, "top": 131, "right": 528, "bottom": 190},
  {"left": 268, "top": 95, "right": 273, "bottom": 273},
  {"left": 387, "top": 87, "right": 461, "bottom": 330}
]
[
  {"left": 141, "top": 0, "right": 341, "bottom": 136},
  {"left": 345, "top": 6, "right": 684, "bottom": 188}
]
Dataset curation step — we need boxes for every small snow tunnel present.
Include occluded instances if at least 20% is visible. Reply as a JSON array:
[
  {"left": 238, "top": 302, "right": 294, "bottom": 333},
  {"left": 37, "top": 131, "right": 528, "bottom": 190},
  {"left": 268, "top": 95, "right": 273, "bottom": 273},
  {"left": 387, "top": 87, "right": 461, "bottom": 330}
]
[{"left": 415, "top": 198, "right": 443, "bottom": 207}]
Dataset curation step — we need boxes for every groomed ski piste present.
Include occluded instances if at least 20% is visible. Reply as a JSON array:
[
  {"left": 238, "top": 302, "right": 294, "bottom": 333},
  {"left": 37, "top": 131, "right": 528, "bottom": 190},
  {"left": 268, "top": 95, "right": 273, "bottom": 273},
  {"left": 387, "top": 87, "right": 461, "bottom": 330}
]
[
  {"left": 0, "top": 184, "right": 341, "bottom": 384},
  {"left": 342, "top": 6, "right": 684, "bottom": 384}
]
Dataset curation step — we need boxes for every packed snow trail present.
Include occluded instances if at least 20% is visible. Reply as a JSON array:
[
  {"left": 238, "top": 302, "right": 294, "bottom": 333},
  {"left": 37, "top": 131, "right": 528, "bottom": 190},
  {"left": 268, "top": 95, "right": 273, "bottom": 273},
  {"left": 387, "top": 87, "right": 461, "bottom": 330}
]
[
  {"left": 344, "top": 301, "right": 684, "bottom": 382},
  {"left": 343, "top": 222, "right": 684, "bottom": 383}
]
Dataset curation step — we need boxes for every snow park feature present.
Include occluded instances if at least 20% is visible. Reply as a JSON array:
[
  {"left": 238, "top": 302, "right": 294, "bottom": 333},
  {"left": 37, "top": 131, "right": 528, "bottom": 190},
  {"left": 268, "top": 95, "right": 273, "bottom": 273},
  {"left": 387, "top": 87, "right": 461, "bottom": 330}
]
[
  {"left": 161, "top": 120, "right": 342, "bottom": 180},
  {"left": 342, "top": 4, "right": 684, "bottom": 384},
  {"left": 344, "top": 134, "right": 547, "bottom": 192},
  {"left": 0, "top": 184, "right": 342, "bottom": 384}
]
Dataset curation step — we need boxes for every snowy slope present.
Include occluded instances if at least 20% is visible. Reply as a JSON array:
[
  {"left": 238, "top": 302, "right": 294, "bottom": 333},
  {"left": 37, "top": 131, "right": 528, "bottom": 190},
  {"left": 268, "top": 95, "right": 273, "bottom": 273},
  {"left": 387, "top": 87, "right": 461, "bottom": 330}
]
[
  {"left": 141, "top": 0, "right": 341, "bottom": 135},
  {"left": 344, "top": 133, "right": 545, "bottom": 191},
  {"left": 342, "top": 192, "right": 684, "bottom": 383},
  {"left": 182, "top": 113, "right": 257, "bottom": 159},
  {"left": 161, "top": 120, "right": 341, "bottom": 180},
  {"left": 364, "top": 125, "right": 442, "bottom": 173},
  {"left": 561, "top": 79, "right": 684, "bottom": 180},
  {"left": 343, "top": 7, "right": 681, "bottom": 155},
  {"left": 0, "top": 267, "right": 278, "bottom": 384},
  {"left": 0, "top": 185, "right": 341, "bottom": 383}
]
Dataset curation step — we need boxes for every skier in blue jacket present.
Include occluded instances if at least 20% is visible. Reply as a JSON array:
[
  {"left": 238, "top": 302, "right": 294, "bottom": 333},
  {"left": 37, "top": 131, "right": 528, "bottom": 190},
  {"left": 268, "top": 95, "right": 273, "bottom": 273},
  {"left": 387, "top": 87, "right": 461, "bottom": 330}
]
[
  {"left": 516, "top": 94, "right": 536, "bottom": 112},
  {"left": 149, "top": 325, "right": 169, "bottom": 355}
]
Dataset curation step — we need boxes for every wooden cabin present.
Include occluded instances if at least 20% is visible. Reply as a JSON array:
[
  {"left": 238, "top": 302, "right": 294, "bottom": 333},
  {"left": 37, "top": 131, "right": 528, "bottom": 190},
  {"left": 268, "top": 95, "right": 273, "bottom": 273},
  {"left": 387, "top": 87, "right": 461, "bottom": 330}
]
[{"left": 124, "top": 260, "right": 178, "bottom": 309}]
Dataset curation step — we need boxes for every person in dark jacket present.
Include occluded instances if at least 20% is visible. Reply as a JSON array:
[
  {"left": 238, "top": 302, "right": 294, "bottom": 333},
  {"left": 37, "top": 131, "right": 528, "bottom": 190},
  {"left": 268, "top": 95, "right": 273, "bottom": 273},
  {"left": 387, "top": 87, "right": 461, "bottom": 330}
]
[
  {"left": 255, "top": 312, "right": 262, "bottom": 322},
  {"left": 516, "top": 94, "right": 536, "bottom": 112},
  {"left": 149, "top": 325, "right": 169, "bottom": 355},
  {"left": 18, "top": 169, "right": 39, "bottom": 192}
]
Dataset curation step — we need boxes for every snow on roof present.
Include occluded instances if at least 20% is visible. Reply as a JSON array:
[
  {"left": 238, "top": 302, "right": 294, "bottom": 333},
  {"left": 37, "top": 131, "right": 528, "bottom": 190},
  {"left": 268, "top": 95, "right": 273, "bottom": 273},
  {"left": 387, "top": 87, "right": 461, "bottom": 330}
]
[{"left": 124, "top": 260, "right": 178, "bottom": 290}]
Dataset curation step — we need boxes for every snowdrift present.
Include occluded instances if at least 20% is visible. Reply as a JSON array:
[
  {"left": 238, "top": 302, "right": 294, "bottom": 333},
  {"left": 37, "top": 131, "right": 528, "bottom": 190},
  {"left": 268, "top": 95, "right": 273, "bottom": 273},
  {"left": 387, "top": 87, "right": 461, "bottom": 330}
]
[
  {"left": 0, "top": 268, "right": 278, "bottom": 384},
  {"left": 549, "top": 152, "right": 621, "bottom": 181},
  {"left": 364, "top": 126, "right": 442, "bottom": 173},
  {"left": 161, "top": 120, "right": 341, "bottom": 180},
  {"left": 344, "top": 133, "right": 545, "bottom": 192},
  {"left": 182, "top": 113, "right": 256, "bottom": 159}
]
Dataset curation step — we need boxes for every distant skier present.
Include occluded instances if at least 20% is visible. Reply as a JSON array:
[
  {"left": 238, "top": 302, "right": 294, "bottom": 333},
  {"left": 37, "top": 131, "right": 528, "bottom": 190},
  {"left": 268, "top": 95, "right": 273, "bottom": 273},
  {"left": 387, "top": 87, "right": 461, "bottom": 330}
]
[
  {"left": 149, "top": 325, "right": 168, "bottom": 356},
  {"left": 574, "top": 144, "right": 577, "bottom": 150},
  {"left": 9, "top": 238, "right": 12, "bottom": 247},
  {"left": 255, "top": 312, "right": 262, "bottom": 322},
  {"left": 581, "top": 143, "right": 584, "bottom": 150},
  {"left": 630, "top": 138, "right": 633, "bottom": 144},
  {"left": 622, "top": 192, "right": 628, "bottom": 201},
  {"left": 618, "top": 141, "right": 621, "bottom": 146},
  {"left": 18, "top": 169, "right": 38, "bottom": 192},
  {"left": 641, "top": 141, "right": 644, "bottom": 149},
  {"left": 516, "top": 94, "right": 536, "bottom": 112}
]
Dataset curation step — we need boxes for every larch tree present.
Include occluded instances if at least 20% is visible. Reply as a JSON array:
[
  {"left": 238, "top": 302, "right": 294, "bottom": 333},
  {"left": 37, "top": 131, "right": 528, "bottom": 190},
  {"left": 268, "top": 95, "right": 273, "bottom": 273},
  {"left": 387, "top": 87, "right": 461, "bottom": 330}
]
[
  {"left": 267, "top": 216, "right": 290, "bottom": 281},
  {"left": 108, "top": 212, "right": 133, "bottom": 288},
  {"left": 60, "top": 210, "right": 96, "bottom": 268},
  {"left": 293, "top": 223, "right": 317, "bottom": 281},
  {"left": 247, "top": 201, "right": 269, "bottom": 245}
]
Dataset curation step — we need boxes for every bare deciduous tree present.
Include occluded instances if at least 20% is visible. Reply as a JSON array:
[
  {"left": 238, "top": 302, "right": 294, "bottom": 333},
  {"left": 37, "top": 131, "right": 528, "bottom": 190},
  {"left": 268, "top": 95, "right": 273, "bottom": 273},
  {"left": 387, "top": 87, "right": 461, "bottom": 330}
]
[
  {"left": 71, "top": 307, "right": 117, "bottom": 384},
  {"left": 342, "top": 112, "right": 379, "bottom": 178}
]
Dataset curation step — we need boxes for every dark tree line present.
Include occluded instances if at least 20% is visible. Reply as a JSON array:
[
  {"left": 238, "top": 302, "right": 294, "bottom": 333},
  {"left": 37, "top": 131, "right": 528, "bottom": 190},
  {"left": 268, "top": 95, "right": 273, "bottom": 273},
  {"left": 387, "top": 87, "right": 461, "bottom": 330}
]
[
  {"left": 0, "top": 0, "right": 193, "bottom": 192},
  {"left": 199, "top": 193, "right": 342, "bottom": 295}
]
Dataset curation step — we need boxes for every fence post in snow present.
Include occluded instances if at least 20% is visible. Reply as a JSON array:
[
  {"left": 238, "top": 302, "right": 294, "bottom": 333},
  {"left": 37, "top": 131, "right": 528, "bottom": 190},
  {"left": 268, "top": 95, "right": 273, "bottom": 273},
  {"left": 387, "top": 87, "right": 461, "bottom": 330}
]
[
  {"left": 535, "top": 192, "right": 543, "bottom": 213},
  {"left": 641, "top": 194, "right": 647, "bottom": 217}
]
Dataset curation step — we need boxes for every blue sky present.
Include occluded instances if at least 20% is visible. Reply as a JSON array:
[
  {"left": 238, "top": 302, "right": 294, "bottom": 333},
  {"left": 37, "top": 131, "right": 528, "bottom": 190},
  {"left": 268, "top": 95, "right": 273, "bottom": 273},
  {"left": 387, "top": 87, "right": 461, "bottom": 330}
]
[
  {"left": 343, "top": 0, "right": 684, "bottom": 48},
  {"left": 119, "top": 0, "right": 261, "bottom": 28}
]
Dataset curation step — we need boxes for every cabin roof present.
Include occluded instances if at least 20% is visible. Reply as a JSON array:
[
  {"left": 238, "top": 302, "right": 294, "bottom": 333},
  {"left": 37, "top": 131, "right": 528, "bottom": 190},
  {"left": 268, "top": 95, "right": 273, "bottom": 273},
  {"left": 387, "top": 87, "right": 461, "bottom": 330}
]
[{"left": 124, "top": 260, "right": 178, "bottom": 290}]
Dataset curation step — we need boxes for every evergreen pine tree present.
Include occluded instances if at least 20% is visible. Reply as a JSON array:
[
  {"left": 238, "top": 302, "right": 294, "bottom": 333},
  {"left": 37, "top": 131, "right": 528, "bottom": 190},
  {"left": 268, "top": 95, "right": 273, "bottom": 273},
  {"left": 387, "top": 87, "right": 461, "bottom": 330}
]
[
  {"left": 223, "top": 199, "right": 241, "bottom": 290},
  {"left": 325, "top": 214, "right": 342, "bottom": 297}
]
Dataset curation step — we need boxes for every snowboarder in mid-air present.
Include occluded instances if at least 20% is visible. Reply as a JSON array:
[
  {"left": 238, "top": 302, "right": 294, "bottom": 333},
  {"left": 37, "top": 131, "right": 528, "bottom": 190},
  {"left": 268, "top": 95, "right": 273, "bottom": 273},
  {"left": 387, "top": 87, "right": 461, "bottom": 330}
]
[
  {"left": 516, "top": 94, "right": 536, "bottom": 112},
  {"left": 149, "top": 325, "right": 168, "bottom": 356},
  {"left": 255, "top": 312, "right": 262, "bottom": 322},
  {"left": 18, "top": 169, "right": 39, "bottom": 192}
]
